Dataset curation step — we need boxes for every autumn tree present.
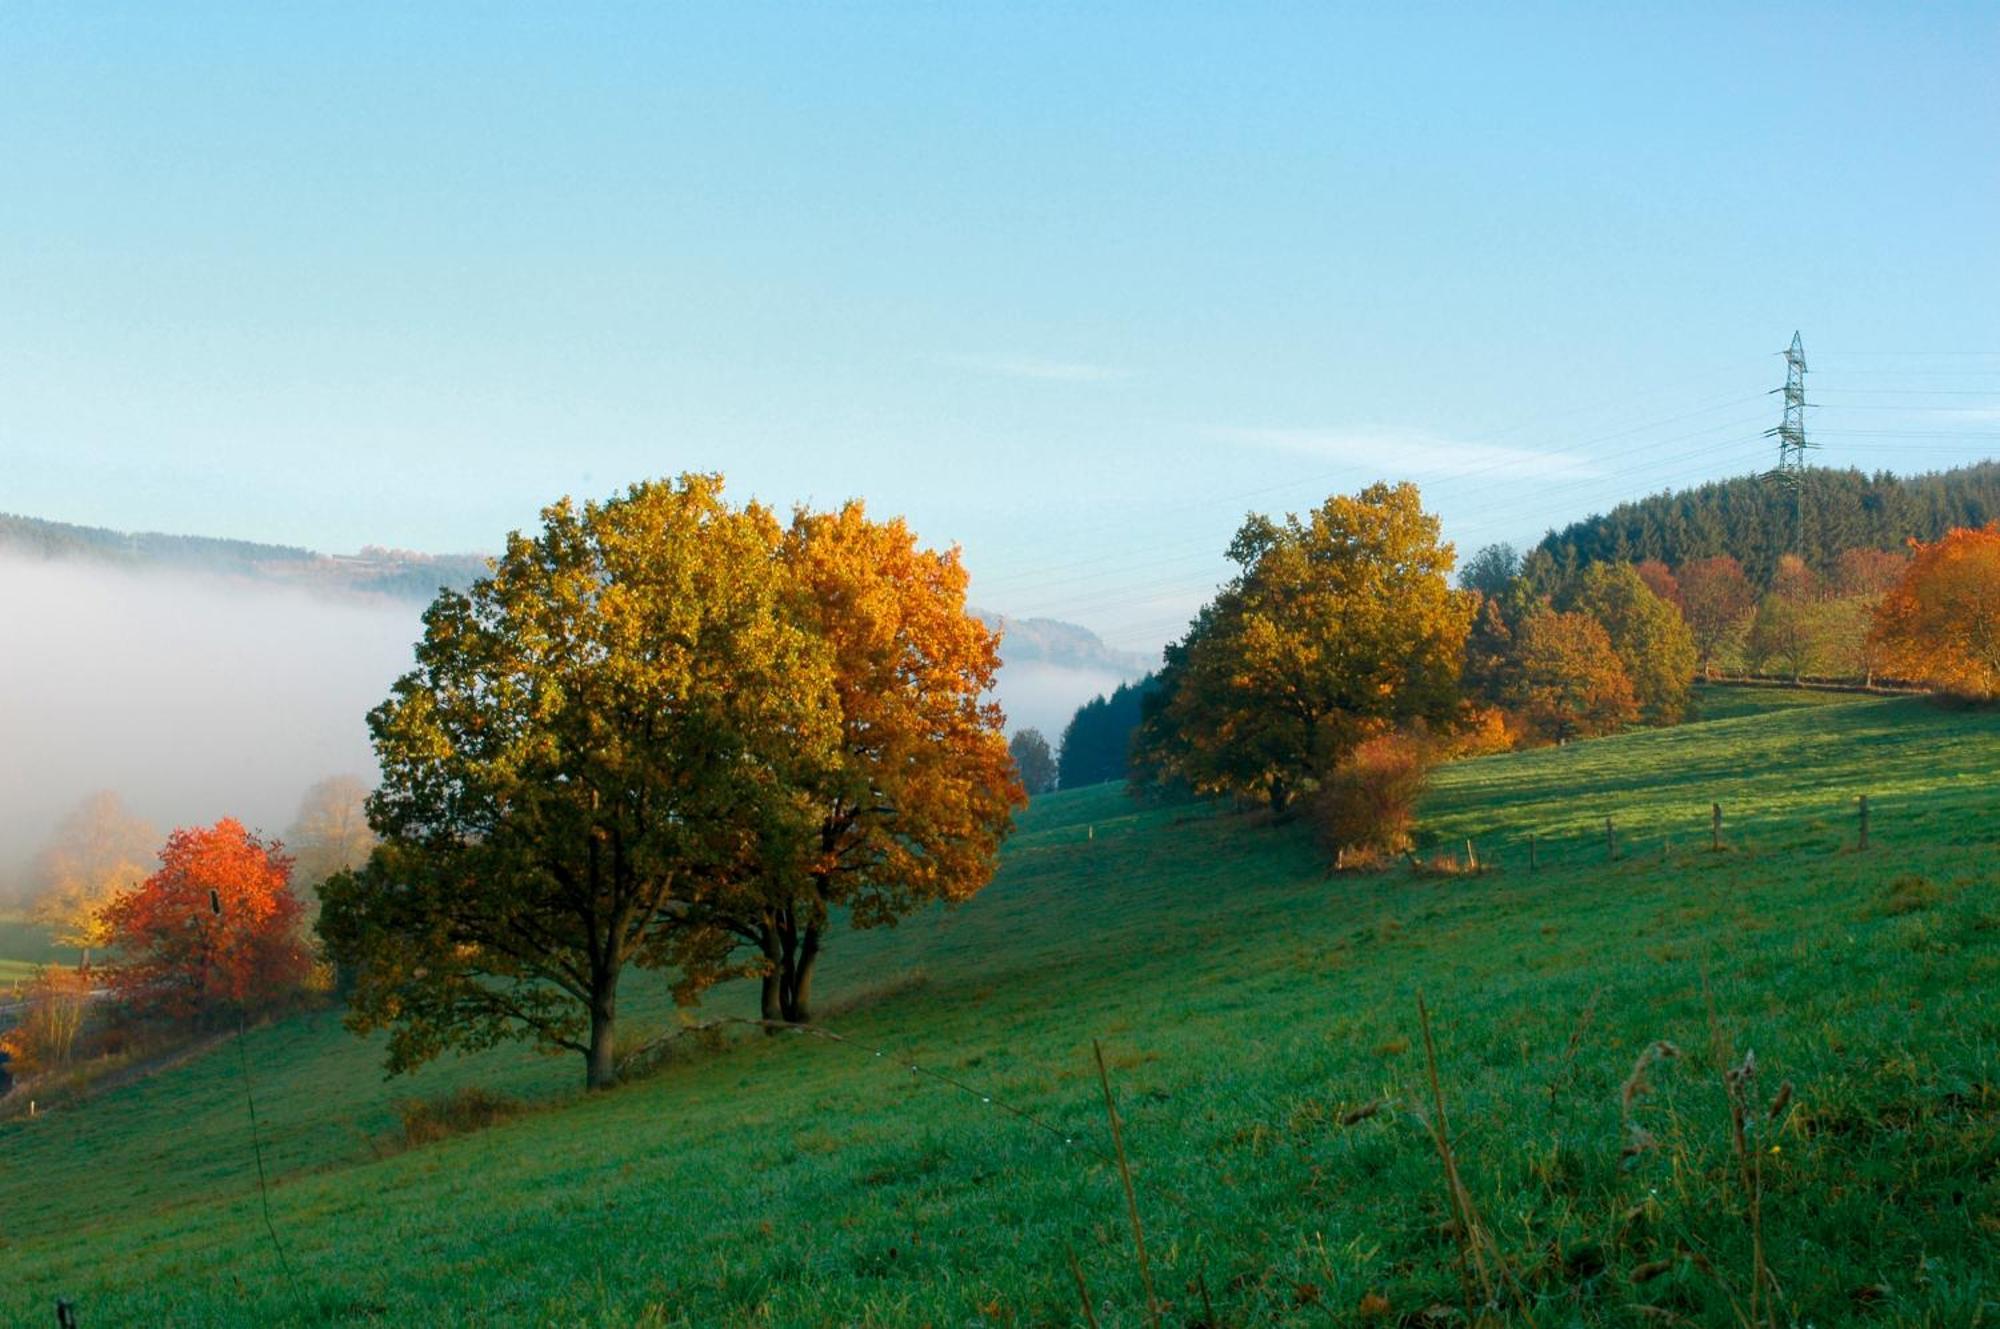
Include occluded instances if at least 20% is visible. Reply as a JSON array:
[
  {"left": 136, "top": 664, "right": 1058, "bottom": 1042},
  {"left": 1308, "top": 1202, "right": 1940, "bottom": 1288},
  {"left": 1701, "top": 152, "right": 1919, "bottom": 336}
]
[
  {"left": 659, "top": 502, "right": 1023, "bottom": 1027},
  {"left": 1871, "top": 524, "right": 2000, "bottom": 700},
  {"left": 319, "top": 476, "right": 840, "bottom": 1089},
  {"left": 1513, "top": 610, "right": 1638, "bottom": 741},
  {"left": 1134, "top": 482, "right": 1472, "bottom": 812},
  {"left": 1677, "top": 556, "right": 1756, "bottom": 678},
  {"left": 1747, "top": 555, "right": 1824, "bottom": 680},
  {"left": 100, "top": 819, "right": 313, "bottom": 1024},
  {"left": 286, "top": 775, "right": 377, "bottom": 899},
  {"left": 1009, "top": 728, "right": 1058, "bottom": 795},
  {"left": 1571, "top": 562, "right": 1697, "bottom": 724},
  {"left": 28, "top": 791, "right": 157, "bottom": 969},
  {"left": 1634, "top": 558, "right": 1682, "bottom": 612}
]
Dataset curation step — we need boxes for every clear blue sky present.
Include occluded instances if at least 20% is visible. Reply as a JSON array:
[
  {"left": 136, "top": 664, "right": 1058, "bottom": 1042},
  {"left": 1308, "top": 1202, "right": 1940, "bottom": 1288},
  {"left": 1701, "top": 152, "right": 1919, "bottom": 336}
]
[{"left": 4, "top": 4, "right": 1996, "bottom": 652}]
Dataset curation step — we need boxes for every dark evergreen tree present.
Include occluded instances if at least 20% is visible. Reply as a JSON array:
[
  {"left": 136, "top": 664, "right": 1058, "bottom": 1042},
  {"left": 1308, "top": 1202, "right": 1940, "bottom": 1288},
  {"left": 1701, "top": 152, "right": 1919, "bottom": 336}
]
[
  {"left": 1534, "top": 462, "right": 2000, "bottom": 585},
  {"left": 1056, "top": 673, "right": 1159, "bottom": 788}
]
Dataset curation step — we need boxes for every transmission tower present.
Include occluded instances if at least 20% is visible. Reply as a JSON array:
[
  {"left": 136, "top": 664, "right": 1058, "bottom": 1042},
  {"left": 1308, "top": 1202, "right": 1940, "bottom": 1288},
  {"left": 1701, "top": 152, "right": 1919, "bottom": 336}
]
[{"left": 1763, "top": 331, "right": 1813, "bottom": 558}]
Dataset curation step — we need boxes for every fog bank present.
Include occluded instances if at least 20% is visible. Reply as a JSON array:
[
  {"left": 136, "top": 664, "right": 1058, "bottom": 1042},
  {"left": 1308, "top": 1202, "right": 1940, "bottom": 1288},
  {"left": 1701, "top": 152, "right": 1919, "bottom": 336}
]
[
  {"left": 0, "top": 557, "right": 417, "bottom": 889},
  {"left": 0, "top": 556, "right": 1139, "bottom": 889}
]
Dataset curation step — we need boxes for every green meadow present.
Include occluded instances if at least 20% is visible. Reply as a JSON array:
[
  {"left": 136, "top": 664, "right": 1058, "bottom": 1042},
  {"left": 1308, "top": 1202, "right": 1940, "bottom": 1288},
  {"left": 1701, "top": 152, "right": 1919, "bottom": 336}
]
[
  {"left": 0, "top": 913, "right": 75, "bottom": 987},
  {"left": 3, "top": 689, "right": 1997, "bottom": 1325}
]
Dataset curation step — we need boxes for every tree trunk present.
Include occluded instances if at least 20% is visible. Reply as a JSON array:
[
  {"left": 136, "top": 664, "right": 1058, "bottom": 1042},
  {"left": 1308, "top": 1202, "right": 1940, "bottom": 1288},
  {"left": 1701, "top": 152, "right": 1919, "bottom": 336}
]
[
  {"left": 782, "top": 926, "right": 822, "bottom": 1024},
  {"left": 585, "top": 981, "right": 618, "bottom": 1090}
]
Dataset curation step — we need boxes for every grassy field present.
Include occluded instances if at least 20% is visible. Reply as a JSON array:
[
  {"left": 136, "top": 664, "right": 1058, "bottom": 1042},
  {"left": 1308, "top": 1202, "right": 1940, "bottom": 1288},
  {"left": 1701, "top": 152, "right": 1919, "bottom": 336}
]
[
  {"left": 0, "top": 911, "right": 74, "bottom": 986},
  {"left": 2, "top": 691, "right": 1996, "bottom": 1325}
]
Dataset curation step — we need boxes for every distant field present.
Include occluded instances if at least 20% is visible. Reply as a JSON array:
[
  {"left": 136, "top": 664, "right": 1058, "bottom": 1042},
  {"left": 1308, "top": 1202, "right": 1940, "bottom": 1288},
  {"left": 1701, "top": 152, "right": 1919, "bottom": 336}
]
[
  {"left": 2, "top": 694, "right": 1996, "bottom": 1325},
  {"left": 0, "top": 912, "right": 71, "bottom": 986},
  {"left": 1688, "top": 680, "right": 1870, "bottom": 723}
]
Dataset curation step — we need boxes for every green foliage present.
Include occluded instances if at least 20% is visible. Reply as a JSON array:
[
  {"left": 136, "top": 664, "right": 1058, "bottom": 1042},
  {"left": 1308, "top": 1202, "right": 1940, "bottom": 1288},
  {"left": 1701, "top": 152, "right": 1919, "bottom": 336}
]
[
  {"left": 1055, "top": 673, "right": 1157, "bottom": 788},
  {"left": 5, "top": 694, "right": 1997, "bottom": 1326},
  {"left": 1568, "top": 561, "right": 1698, "bottom": 723},
  {"left": 1007, "top": 728, "right": 1057, "bottom": 795},
  {"left": 1536, "top": 460, "right": 2000, "bottom": 583},
  {"left": 319, "top": 475, "right": 843, "bottom": 1088}
]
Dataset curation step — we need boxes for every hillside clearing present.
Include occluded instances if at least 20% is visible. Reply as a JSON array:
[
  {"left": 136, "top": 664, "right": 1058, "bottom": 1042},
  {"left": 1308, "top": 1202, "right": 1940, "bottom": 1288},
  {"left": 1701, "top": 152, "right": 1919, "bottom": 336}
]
[{"left": 2, "top": 692, "right": 1996, "bottom": 1325}]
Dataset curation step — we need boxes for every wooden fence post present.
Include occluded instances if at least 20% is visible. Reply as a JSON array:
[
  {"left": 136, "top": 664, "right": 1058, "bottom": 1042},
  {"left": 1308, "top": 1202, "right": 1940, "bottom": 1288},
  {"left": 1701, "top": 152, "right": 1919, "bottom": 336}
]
[
  {"left": 1711, "top": 802, "right": 1722, "bottom": 852},
  {"left": 1858, "top": 795, "right": 1869, "bottom": 851},
  {"left": 1605, "top": 816, "right": 1617, "bottom": 861},
  {"left": 1528, "top": 833, "right": 1538, "bottom": 872}
]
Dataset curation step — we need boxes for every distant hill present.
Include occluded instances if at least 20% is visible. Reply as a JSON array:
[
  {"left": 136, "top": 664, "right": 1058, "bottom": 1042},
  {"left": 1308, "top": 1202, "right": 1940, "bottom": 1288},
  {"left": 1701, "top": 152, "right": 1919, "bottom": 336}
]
[
  {"left": 0, "top": 512, "right": 1149, "bottom": 675},
  {"left": 1534, "top": 459, "right": 2000, "bottom": 583},
  {"left": 0, "top": 512, "right": 489, "bottom": 603},
  {"left": 973, "top": 612, "right": 1153, "bottom": 675}
]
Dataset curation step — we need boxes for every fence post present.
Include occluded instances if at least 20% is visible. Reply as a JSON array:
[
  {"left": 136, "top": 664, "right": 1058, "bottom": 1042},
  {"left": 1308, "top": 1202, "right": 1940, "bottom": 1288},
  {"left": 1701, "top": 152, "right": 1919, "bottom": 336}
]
[
  {"left": 1858, "top": 795, "right": 1869, "bottom": 851},
  {"left": 1605, "top": 816, "right": 1617, "bottom": 861},
  {"left": 1711, "top": 802, "right": 1722, "bottom": 852},
  {"left": 1528, "top": 833, "right": 1538, "bottom": 873}
]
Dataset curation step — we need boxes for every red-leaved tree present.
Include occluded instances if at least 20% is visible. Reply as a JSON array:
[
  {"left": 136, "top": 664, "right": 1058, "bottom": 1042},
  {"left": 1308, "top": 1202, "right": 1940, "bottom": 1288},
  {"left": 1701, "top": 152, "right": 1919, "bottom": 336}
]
[{"left": 101, "top": 819, "right": 314, "bottom": 1024}]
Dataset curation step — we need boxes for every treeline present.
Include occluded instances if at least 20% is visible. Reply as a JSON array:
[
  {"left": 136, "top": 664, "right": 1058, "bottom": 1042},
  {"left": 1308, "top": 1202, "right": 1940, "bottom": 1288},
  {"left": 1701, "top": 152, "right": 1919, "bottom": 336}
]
[
  {"left": 1054, "top": 675, "right": 1159, "bottom": 789},
  {"left": 1536, "top": 461, "right": 2000, "bottom": 584},
  {"left": 1123, "top": 476, "right": 1997, "bottom": 864},
  {"left": 0, "top": 513, "right": 488, "bottom": 601}
]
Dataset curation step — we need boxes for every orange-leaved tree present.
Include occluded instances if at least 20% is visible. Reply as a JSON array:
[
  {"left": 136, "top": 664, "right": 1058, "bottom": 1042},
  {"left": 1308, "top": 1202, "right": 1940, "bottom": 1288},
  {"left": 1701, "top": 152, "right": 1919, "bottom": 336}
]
[
  {"left": 1677, "top": 556, "right": 1756, "bottom": 679},
  {"left": 1871, "top": 524, "right": 2000, "bottom": 701},
  {"left": 1513, "top": 609, "right": 1638, "bottom": 741},
  {"left": 100, "top": 818, "right": 313, "bottom": 1024},
  {"left": 661, "top": 502, "right": 1024, "bottom": 1026}
]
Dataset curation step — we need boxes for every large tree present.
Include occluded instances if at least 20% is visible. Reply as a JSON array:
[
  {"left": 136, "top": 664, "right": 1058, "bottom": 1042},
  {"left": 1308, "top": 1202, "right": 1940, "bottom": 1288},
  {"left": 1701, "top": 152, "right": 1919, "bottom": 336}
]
[
  {"left": 1512, "top": 610, "right": 1639, "bottom": 742},
  {"left": 1677, "top": 556, "right": 1756, "bottom": 678},
  {"left": 1872, "top": 524, "right": 2000, "bottom": 700},
  {"left": 660, "top": 503, "right": 1023, "bottom": 1027},
  {"left": 1570, "top": 562, "right": 1697, "bottom": 724},
  {"left": 319, "top": 477, "right": 841, "bottom": 1089},
  {"left": 1134, "top": 482, "right": 1472, "bottom": 812}
]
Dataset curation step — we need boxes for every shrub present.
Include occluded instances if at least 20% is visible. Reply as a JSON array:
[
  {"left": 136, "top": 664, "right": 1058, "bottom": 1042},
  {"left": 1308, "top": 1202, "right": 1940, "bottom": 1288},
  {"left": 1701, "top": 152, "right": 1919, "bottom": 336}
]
[
  {"left": 0, "top": 966, "right": 93, "bottom": 1078},
  {"left": 397, "top": 1086, "right": 522, "bottom": 1146},
  {"left": 1311, "top": 732, "right": 1431, "bottom": 858}
]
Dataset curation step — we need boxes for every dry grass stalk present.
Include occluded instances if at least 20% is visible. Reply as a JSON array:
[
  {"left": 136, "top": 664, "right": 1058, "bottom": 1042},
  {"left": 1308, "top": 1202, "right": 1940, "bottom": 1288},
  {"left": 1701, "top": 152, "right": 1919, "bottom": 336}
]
[
  {"left": 1703, "top": 967, "right": 1779, "bottom": 1328},
  {"left": 1546, "top": 986, "right": 1603, "bottom": 1113},
  {"left": 1414, "top": 993, "right": 1539, "bottom": 1328},
  {"left": 1066, "top": 1245, "right": 1101, "bottom": 1329},
  {"left": 1617, "top": 1039, "right": 1681, "bottom": 1163},
  {"left": 1341, "top": 1097, "right": 1388, "bottom": 1126},
  {"left": 1093, "top": 1038, "right": 1162, "bottom": 1329}
]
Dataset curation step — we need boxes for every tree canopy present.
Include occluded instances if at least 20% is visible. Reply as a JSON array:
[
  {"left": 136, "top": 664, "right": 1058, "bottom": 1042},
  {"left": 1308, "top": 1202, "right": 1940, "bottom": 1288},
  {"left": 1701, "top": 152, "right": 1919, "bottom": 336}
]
[
  {"left": 1872, "top": 524, "right": 2000, "bottom": 701},
  {"left": 1008, "top": 728, "right": 1057, "bottom": 795},
  {"left": 1057, "top": 674, "right": 1157, "bottom": 789},
  {"left": 320, "top": 478, "right": 1020, "bottom": 1088},
  {"left": 1134, "top": 482, "right": 1471, "bottom": 811},
  {"left": 101, "top": 818, "right": 312, "bottom": 1024},
  {"left": 660, "top": 501, "right": 1022, "bottom": 1029}
]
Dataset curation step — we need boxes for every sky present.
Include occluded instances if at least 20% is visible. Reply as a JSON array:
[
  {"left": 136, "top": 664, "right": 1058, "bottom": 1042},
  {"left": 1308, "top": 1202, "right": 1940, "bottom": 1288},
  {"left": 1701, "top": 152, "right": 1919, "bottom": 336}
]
[{"left": 3, "top": 4, "right": 1997, "bottom": 654}]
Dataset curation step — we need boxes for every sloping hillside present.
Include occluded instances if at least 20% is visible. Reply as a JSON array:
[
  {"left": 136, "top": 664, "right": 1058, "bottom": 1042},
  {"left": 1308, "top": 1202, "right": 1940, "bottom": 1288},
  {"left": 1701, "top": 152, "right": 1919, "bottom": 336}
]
[{"left": 3, "top": 691, "right": 1996, "bottom": 1325}]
